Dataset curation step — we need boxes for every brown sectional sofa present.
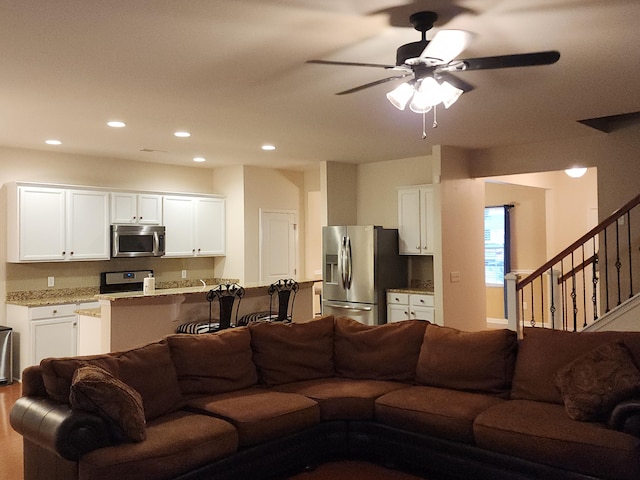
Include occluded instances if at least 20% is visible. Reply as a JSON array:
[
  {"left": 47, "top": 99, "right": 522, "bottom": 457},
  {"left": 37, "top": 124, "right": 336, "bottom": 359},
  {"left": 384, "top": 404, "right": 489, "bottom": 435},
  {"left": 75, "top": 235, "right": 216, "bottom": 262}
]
[{"left": 10, "top": 316, "right": 640, "bottom": 480}]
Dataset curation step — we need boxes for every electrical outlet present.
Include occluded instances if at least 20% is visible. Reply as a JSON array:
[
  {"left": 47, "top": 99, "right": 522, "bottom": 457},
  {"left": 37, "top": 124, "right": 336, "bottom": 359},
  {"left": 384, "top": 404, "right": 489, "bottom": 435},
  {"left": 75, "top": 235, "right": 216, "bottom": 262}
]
[
  {"left": 181, "top": 270, "right": 187, "bottom": 279},
  {"left": 48, "top": 276, "right": 55, "bottom": 287}
]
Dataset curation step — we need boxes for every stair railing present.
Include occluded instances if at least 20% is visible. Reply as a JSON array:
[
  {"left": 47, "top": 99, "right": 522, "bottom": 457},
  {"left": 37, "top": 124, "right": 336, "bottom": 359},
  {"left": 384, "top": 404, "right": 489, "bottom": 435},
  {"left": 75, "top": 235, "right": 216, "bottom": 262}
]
[{"left": 506, "top": 193, "right": 640, "bottom": 335}]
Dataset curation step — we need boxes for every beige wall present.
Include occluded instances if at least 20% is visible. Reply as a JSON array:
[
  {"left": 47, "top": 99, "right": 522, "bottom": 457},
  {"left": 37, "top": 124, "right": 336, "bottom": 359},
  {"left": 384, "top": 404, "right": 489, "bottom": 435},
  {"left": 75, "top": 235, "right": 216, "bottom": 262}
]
[
  {"left": 489, "top": 169, "right": 598, "bottom": 259},
  {"left": 436, "top": 146, "right": 487, "bottom": 331},
  {"left": 356, "top": 154, "right": 434, "bottom": 227},
  {"left": 322, "top": 161, "right": 357, "bottom": 226},
  {"left": 242, "top": 166, "right": 305, "bottom": 284},
  {"left": 484, "top": 182, "right": 547, "bottom": 319},
  {"left": 212, "top": 165, "right": 245, "bottom": 281},
  {"left": 472, "top": 125, "right": 638, "bottom": 225}
]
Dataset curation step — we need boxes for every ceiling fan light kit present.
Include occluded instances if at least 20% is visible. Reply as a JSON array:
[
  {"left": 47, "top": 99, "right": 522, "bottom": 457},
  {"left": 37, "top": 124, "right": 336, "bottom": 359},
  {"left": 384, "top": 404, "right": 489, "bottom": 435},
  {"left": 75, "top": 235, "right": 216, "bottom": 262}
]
[{"left": 307, "top": 10, "right": 560, "bottom": 138}]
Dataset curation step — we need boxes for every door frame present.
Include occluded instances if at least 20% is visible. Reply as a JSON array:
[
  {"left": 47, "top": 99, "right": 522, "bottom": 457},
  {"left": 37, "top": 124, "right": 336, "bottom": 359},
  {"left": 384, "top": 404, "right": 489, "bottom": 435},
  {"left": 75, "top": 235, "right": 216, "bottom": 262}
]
[{"left": 259, "top": 209, "right": 299, "bottom": 284}]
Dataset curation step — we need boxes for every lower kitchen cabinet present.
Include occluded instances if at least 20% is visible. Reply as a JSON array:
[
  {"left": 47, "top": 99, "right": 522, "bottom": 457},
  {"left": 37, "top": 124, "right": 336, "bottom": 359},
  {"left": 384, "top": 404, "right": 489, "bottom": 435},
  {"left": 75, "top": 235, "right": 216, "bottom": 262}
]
[
  {"left": 6, "top": 301, "right": 99, "bottom": 379},
  {"left": 387, "top": 291, "right": 439, "bottom": 325}
]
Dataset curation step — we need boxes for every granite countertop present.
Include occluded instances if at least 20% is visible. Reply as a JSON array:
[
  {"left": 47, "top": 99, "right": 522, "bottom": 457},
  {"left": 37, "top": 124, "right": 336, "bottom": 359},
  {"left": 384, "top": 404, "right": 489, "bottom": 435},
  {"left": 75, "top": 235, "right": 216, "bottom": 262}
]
[
  {"left": 7, "top": 278, "right": 317, "bottom": 306},
  {"left": 5, "top": 287, "right": 100, "bottom": 307},
  {"left": 387, "top": 288, "right": 434, "bottom": 295},
  {"left": 75, "top": 307, "right": 102, "bottom": 318},
  {"left": 96, "top": 279, "right": 317, "bottom": 302}
]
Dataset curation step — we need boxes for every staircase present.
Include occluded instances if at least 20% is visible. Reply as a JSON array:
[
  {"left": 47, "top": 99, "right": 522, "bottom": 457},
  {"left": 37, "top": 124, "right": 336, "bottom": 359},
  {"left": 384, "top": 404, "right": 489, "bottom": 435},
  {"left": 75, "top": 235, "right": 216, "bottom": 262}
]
[{"left": 505, "top": 193, "right": 640, "bottom": 335}]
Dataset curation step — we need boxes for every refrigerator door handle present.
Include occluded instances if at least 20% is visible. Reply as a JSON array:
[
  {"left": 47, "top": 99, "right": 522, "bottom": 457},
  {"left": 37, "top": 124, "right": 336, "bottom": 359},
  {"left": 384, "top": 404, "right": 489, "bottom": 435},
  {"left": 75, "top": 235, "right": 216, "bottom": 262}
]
[
  {"left": 345, "top": 236, "right": 353, "bottom": 289},
  {"left": 340, "top": 236, "right": 348, "bottom": 289},
  {"left": 324, "top": 303, "right": 373, "bottom": 312}
]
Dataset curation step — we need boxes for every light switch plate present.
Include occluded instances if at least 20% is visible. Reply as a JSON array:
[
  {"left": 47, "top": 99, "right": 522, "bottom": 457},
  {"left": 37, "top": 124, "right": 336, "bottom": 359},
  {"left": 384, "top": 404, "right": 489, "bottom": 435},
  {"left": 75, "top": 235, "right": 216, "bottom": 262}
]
[
  {"left": 48, "top": 276, "right": 55, "bottom": 287},
  {"left": 181, "top": 270, "right": 187, "bottom": 279}
]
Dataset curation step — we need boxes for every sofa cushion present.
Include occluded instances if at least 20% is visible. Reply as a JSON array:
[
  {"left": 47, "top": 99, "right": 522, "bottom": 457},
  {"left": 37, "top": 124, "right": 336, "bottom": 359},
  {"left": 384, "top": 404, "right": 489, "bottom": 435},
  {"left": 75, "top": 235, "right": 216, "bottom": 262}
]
[
  {"left": 70, "top": 364, "right": 146, "bottom": 442},
  {"left": 79, "top": 410, "right": 238, "bottom": 480},
  {"left": 375, "top": 386, "right": 504, "bottom": 444},
  {"left": 333, "top": 317, "right": 428, "bottom": 382},
  {"left": 416, "top": 325, "right": 517, "bottom": 397},
  {"left": 112, "top": 341, "right": 184, "bottom": 421},
  {"left": 273, "top": 377, "right": 407, "bottom": 420},
  {"left": 474, "top": 399, "right": 640, "bottom": 480},
  {"left": 511, "top": 328, "right": 640, "bottom": 404},
  {"left": 249, "top": 315, "right": 334, "bottom": 386},
  {"left": 186, "top": 387, "right": 320, "bottom": 447},
  {"left": 167, "top": 328, "right": 258, "bottom": 396},
  {"left": 40, "top": 340, "right": 184, "bottom": 421},
  {"left": 555, "top": 341, "right": 640, "bottom": 421}
]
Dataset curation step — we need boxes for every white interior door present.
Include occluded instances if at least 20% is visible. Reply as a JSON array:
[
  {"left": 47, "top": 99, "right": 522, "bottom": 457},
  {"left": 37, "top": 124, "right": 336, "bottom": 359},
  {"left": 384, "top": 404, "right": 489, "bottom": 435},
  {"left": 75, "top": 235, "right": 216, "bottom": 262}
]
[{"left": 260, "top": 210, "right": 297, "bottom": 284}]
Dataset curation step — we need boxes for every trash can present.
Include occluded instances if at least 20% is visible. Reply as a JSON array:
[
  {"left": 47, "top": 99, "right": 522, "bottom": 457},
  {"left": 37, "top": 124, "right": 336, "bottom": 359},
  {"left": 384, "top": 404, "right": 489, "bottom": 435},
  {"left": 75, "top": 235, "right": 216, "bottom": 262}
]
[{"left": 0, "top": 326, "right": 12, "bottom": 385}]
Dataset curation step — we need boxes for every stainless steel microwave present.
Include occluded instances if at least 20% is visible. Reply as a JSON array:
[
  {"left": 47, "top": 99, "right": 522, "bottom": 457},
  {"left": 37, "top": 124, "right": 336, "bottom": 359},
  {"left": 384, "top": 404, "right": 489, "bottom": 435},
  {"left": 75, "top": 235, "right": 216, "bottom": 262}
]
[{"left": 111, "top": 225, "right": 165, "bottom": 258}]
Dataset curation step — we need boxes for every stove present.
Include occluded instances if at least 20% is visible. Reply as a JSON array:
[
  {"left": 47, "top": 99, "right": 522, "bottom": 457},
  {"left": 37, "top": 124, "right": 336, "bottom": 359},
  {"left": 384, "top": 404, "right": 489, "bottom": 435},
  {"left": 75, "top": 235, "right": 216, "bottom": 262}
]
[{"left": 100, "top": 270, "right": 153, "bottom": 294}]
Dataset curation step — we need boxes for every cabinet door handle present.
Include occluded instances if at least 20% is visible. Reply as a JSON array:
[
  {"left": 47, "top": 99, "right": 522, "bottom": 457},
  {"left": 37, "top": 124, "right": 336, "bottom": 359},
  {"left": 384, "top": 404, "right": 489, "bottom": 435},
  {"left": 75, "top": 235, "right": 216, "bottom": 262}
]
[
  {"left": 419, "top": 299, "right": 425, "bottom": 303},
  {"left": 53, "top": 310, "right": 58, "bottom": 314},
  {"left": 395, "top": 297, "right": 400, "bottom": 302},
  {"left": 416, "top": 246, "right": 420, "bottom": 250}
]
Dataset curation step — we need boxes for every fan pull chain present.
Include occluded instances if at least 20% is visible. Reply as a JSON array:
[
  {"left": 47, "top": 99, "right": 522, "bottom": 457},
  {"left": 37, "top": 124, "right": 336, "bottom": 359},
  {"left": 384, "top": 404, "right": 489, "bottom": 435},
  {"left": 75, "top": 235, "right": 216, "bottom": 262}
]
[
  {"left": 422, "top": 112, "right": 427, "bottom": 139},
  {"left": 433, "top": 105, "right": 438, "bottom": 128}
]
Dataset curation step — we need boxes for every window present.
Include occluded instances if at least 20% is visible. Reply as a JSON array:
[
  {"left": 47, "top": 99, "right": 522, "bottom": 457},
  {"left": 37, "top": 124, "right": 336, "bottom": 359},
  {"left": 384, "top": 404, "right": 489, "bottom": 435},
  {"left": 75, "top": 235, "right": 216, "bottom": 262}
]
[{"left": 484, "top": 206, "right": 511, "bottom": 286}]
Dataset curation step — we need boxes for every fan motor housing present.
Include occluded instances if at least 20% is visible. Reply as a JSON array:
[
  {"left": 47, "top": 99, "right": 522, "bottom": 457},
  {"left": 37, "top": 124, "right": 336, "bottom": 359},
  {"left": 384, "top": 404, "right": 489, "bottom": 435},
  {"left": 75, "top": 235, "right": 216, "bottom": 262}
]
[{"left": 396, "top": 41, "right": 429, "bottom": 65}]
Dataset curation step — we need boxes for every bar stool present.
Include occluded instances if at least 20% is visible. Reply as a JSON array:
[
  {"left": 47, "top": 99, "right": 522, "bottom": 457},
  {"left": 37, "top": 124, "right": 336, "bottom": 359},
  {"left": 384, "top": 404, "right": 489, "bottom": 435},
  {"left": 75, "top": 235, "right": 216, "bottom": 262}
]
[
  {"left": 176, "top": 283, "right": 245, "bottom": 334},
  {"left": 237, "top": 279, "right": 298, "bottom": 326}
]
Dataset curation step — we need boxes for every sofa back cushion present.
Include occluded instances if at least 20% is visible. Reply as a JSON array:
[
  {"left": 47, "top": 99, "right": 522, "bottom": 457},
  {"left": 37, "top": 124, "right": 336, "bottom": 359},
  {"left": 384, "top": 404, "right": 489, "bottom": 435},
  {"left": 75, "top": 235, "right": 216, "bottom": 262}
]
[
  {"left": 115, "top": 340, "right": 185, "bottom": 420},
  {"left": 511, "top": 327, "right": 640, "bottom": 404},
  {"left": 333, "top": 317, "right": 428, "bottom": 382},
  {"left": 40, "top": 340, "right": 184, "bottom": 421},
  {"left": 416, "top": 325, "right": 518, "bottom": 397},
  {"left": 167, "top": 327, "right": 258, "bottom": 395},
  {"left": 249, "top": 315, "right": 334, "bottom": 387}
]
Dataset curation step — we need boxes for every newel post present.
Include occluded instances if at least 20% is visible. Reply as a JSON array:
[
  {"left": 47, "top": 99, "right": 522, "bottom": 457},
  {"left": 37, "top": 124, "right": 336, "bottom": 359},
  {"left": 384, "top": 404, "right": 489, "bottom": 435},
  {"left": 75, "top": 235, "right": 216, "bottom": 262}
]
[{"left": 505, "top": 273, "right": 521, "bottom": 338}]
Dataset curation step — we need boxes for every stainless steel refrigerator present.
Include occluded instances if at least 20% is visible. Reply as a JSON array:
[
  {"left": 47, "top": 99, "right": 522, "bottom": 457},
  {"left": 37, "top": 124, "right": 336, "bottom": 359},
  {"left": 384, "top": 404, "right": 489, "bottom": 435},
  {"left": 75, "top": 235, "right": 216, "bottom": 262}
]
[{"left": 322, "top": 225, "right": 408, "bottom": 325}]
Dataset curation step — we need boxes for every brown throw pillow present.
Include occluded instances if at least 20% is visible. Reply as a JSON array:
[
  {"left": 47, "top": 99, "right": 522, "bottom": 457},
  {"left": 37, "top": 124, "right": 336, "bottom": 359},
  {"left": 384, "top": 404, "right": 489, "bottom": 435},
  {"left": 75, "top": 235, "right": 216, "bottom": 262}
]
[
  {"left": 334, "top": 317, "right": 428, "bottom": 382},
  {"left": 554, "top": 341, "right": 640, "bottom": 422},
  {"left": 70, "top": 364, "right": 146, "bottom": 442}
]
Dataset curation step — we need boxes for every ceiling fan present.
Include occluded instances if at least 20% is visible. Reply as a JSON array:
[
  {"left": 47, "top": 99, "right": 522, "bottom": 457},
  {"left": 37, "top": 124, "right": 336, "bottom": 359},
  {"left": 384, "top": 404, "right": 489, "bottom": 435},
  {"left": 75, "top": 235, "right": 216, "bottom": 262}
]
[{"left": 307, "top": 11, "right": 560, "bottom": 135}]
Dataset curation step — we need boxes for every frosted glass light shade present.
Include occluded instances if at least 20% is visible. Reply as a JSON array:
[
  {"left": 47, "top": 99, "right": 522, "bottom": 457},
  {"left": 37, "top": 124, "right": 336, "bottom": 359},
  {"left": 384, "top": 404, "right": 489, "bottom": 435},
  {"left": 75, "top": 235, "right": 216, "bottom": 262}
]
[
  {"left": 439, "top": 81, "right": 464, "bottom": 109},
  {"left": 417, "top": 77, "right": 443, "bottom": 106},
  {"left": 386, "top": 82, "right": 415, "bottom": 110},
  {"left": 409, "top": 90, "right": 433, "bottom": 114},
  {"left": 565, "top": 167, "right": 587, "bottom": 178}
]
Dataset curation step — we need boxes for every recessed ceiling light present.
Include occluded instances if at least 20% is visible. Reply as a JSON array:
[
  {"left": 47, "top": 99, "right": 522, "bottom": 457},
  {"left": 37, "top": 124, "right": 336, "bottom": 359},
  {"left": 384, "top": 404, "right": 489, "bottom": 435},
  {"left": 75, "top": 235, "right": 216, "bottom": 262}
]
[
  {"left": 193, "top": 157, "right": 206, "bottom": 163},
  {"left": 261, "top": 144, "right": 276, "bottom": 151},
  {"left": 174, "top": 131, "right": 191, "bottom": 138},
  {"left": 107, "top": 120, "right": 126, "bottom": 128},
  {"left": 45, "top": 139, "right": 62, "bottom": 145}
]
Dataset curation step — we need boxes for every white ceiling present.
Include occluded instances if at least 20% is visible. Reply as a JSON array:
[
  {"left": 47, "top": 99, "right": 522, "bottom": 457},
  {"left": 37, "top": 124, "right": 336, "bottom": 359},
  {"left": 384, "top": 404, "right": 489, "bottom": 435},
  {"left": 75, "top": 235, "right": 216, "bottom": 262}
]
[{"left": 1, "top": 0, "right": 639, "bottom": 170}]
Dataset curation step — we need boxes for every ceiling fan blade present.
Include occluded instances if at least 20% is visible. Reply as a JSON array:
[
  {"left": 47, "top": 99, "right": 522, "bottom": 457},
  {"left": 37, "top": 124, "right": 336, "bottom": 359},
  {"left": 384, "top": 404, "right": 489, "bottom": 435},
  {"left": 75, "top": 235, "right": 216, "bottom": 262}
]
[
  {"left": 455, "top": 50, "right": 560, "bottom": 71},
  {"left": 307, "top": 59, "right": 396, "bottom": 69},
  {"left": 435, "top": 72, "right": 475, "bottom": 93},
  {"left": 336, "top": 74, "right": 412, "bottom": 95},
  {"left": 420, "top": 30, "right": 474, "bottom": 64}
]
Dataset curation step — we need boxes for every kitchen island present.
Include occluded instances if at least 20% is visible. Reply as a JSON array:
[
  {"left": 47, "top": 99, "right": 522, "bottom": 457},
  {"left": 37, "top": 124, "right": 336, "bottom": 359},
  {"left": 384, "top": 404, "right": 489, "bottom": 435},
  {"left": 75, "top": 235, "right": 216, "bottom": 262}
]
[{"left": 96, "top": 280, "right": 316, "bottom": 352}]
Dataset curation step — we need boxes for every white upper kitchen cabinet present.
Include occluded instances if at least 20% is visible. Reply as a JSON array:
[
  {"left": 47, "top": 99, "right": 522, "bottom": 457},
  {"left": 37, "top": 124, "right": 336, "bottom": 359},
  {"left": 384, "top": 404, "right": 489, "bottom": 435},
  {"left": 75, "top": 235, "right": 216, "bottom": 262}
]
[
  {"left": 163, "top": 195, "right": 225, "bottom": 257},
  {"left": 195, "top": 197, "right": 225, "bottom": 256},
  {"left": 397, "top": 185, "right": 435, "bottom": 255},
  {"left": 111, "top": 192, "right": 162, "bottom": 225},
  {"left": 67, "top": 189, "right": 110, "bottom": 260},
  {"left": 6, "top": 183, "right": 109, "bottom": 262}
]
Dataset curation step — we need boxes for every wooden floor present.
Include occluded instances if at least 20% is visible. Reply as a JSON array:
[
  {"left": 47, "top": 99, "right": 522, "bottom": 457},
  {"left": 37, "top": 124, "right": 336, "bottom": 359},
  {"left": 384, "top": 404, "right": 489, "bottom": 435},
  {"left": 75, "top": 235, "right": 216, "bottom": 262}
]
[
  {"left": 1, "top": 381, "right": 24, "bottom": 480},
  {"left": 1, "top": 381, "right": 424, "bottom": 480}
]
